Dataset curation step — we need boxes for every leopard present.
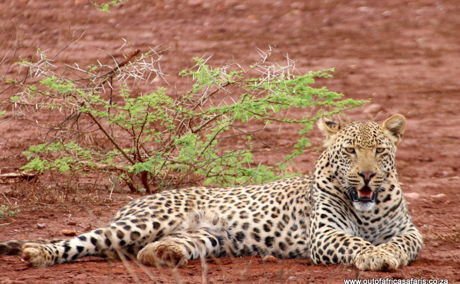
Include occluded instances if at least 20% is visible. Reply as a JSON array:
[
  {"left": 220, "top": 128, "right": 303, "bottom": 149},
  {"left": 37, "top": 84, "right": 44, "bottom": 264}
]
[{"left": 0, "top": 114, "right": 423, "bottom": 271}]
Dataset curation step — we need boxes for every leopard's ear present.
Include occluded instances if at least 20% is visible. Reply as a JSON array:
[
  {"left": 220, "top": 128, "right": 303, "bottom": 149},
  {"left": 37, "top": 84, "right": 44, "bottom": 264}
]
[
  {"left": 317, "top": 117, "right": 343, "bottom": 147},
  {"left": 382, "top": 114, "right": 406, "bottom": 145}
]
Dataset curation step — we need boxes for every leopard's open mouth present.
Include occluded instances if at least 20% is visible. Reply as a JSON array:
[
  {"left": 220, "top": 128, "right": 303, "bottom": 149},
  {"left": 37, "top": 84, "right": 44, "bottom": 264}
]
[{"left": 347, "top": 185, "right": 379, "bottom": 203}]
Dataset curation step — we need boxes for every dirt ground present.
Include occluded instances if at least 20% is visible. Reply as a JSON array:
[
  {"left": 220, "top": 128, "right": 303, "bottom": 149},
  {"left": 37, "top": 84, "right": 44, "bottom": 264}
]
[{"left": 1, "top": 0, "right": 460, "bottom": 283}]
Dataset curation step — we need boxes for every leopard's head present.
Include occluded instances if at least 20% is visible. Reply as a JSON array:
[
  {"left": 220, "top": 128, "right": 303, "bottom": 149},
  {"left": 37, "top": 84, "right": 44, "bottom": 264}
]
[{"left": 317, "top": 114, "right": 406, "bottom": 212}]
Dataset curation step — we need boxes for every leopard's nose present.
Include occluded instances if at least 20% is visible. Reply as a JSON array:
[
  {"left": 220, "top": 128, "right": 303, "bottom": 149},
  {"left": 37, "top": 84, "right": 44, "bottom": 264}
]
[{"left": 358, "top": 171, "right": 376, "bottom": 184}]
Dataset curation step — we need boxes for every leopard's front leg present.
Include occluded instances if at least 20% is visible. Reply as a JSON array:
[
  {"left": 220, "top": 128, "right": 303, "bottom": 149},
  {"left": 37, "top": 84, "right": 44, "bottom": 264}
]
[
  {"left": 310, "top": 227, "right": 400, "bottom": 271},
  {"left": 355, "top": 226, "right": 422, "bottom": 271},
  {"left": 310, "top": 223, "right": 422, "bottom": 271}
]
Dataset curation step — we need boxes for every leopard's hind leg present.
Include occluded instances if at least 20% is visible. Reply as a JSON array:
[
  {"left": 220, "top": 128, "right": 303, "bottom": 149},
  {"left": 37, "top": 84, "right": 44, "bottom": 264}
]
[
  {"left": 0, "top": 239, "right": 62, "bottom": 256},
  {"left": 21, "top": 228, "right": 117, "bottom": 267},
  {"left": 20, "top": 214, "right": 165, "bottom": 267},
  {"left": 137, "top": 211, "right": 231, "bottom": 268}
]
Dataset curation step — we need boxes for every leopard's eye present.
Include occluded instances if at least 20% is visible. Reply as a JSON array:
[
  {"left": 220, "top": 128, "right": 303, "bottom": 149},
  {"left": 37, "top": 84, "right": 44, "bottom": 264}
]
[
  {"left": 344, "top": 147, "right": 356, "bottom": 154},
  {"left": 376, "top": 147, "right": 385, "bottom": 154}
]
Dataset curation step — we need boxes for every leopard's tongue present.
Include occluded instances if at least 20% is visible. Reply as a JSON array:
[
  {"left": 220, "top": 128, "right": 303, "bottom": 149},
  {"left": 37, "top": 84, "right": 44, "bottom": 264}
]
[{"left": 358, "top": 187, "right": 373, "bottom": 199}]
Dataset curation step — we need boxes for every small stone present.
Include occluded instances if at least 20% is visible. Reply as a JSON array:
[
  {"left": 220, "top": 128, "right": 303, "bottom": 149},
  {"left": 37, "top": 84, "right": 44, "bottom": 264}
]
[
  {"left": 358, "top": 6, "right": 371, "bottom": 13},
  {"left": 67, "top": 221, "right": 77, "bottom": 226},
  {"left": 431, "top": 193, "right": 446, "bottom": 199},
  {"left": 36, "top": 223, "right": 46, "bottom": 229},
  {"left": 61, "top": 229, "right": 77, "bottom": 236},
  {"left": 233, "top": 4, "right": 246, "bottom": 10},
  {"left": 262, "top": 255, "right": 279, "bottom": 262},
  {"left": 382, "top": 10, "right": 392, "bottom": 17},
  {"left": 404, "top": 192, "right": 420, "bottom": 199}
]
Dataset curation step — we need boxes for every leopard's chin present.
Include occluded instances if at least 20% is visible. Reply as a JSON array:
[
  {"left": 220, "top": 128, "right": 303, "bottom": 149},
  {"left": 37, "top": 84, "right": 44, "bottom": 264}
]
[{"left": 352, "top": 200, "right": 376, "bottom": 212}]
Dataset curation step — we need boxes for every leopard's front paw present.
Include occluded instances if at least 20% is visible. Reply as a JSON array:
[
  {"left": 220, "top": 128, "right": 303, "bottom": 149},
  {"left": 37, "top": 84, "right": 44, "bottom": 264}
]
[
  {"left": 377, "top": 243, "right": 409, "bottom": 267},
  {"left": 137, "top": 241, "right": 188, "bottom": 268},
  {"left": 354, "top": 246, "right": 399, "bottom": 271},
  {"left": 21, "top": 243, "right": 54, "bottom": 268}
]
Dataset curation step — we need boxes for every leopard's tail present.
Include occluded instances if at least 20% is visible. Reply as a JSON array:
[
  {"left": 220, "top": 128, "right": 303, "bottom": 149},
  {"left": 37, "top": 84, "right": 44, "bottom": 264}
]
[{"left": 0, "top": 239, "right": 62, "bottom": 255}]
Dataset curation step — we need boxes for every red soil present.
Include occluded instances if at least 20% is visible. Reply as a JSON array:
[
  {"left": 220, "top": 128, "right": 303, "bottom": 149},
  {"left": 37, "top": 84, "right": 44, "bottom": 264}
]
[{"left": 1, "top": 0, "right": 459, "bottom": 283}]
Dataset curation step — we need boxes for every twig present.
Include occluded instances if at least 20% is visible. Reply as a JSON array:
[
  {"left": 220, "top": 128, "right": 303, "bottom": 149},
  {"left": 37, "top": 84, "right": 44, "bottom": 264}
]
[
  {"left": 191, "top": 114, "right": 222, "bottom": 134},
  {"left": 1, "top": 192, "right": 13, "bottom": 206},
  {"left": 86, "top": 111, "right": 135, "bottom": 165},
  {"left": 52, "top": 31, "right": 86, "bottom": 60},
  {"left": 0, "top": 172, "right": 37, "bottom": 184},
  {"left": 97, "top": 49, "right": 141, "bottom": 87}
]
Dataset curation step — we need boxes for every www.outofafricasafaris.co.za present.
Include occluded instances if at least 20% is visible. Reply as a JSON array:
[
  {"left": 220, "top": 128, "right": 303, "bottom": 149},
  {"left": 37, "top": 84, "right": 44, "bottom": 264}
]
[{"left": 343, "top": 278, "right": 449, "bottom": 284}]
